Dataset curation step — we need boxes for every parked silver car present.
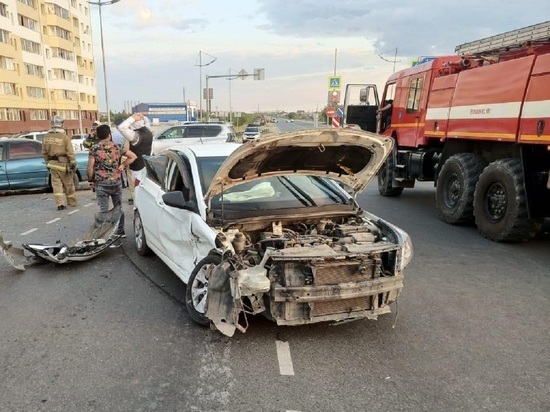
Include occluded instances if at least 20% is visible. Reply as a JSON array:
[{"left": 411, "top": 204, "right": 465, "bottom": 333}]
[{"left": 151, "top": 123, "right": 237, "bottom": 155}]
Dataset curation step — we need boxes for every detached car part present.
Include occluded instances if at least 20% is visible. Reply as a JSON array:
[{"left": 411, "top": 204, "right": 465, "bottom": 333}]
[{"left": 1, "top": 206, "right": 123, "bottom": 270}]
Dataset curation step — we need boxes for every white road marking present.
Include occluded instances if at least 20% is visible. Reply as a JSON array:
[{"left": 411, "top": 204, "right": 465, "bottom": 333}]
[
  {"left": 68, "top": 209, "right": 80, "bottom": 215},
  {"left": 21, "top": 228, "right": 38, "bottom": 236},
  {"left": 46, "top": 218, "right": 61, "bottom": 224},
  {"left": 276, "top": 340, "right": 295, "bottom": 376},
  {"left": 84, "top": 202, "right": 95, "bottom": 208}
]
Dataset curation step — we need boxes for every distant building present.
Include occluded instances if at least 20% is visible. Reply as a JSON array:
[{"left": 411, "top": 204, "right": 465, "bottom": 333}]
[
  {"left": 133, "top": 102, "right": 198, "bottom": 123},
  {"left": 0, "top": 0, "right": 99, "bottom": 136}
]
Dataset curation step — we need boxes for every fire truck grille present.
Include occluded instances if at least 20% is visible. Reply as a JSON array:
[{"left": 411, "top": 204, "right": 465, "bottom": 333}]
[
  {"left": 312, "top": 260, "right": 375, "bottom": 285},
  {"left": 312, "top": 296, "right": 372, "bottom": 317}
]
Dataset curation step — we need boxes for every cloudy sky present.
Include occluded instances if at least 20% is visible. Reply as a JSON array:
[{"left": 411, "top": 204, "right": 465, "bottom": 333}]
[{"left": 91, "top": 0, "right": 547, "bottom": 114}]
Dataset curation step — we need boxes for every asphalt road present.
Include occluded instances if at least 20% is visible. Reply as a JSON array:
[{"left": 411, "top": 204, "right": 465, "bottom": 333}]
[{"left": 0, "top": 156, "right": 549, "bottom": 411}]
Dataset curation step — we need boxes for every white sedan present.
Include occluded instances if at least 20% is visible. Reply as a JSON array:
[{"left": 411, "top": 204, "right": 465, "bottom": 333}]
[{"left": 133, "top": 129, "right": 413, "bottom": 336}]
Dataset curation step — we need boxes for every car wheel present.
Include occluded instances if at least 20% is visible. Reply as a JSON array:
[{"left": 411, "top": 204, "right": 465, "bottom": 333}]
[
  {"left": 436, "top": 153, "right": 487, "bottom": 224},
  {"left": 185, "top": 254, "right": 222, "bottom": 326},
  {"left": 473, "top": 158, "right": 542, "bottom": 242},
  {"left": 133, "top": 209, "right": 153, "bottom": 256}
]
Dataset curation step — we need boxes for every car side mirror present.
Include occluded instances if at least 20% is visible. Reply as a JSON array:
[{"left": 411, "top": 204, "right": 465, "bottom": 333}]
[{"left": 162, "top": 191, "right": 197, "bottom": 212}]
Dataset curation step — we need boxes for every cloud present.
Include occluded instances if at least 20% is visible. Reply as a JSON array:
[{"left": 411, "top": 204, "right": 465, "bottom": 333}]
[{"left": 256, "top": 0, "right": 548, "bottom": 56}]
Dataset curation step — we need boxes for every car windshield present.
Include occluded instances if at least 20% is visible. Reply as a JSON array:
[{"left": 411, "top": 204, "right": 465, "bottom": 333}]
[
  {"left": 244, "top": 127, "right": 259, "bottom": 133},
  {"left": 209, "top": 175, "right": 350, "bottom": 212},
  {"left": 196, "top": 156, "right": 227, "bottom": 194}
]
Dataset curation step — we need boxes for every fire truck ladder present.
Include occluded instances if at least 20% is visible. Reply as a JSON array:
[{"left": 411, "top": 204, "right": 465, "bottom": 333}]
[{"left": 455, "top": 20, "right": 550, "bottom": 56}]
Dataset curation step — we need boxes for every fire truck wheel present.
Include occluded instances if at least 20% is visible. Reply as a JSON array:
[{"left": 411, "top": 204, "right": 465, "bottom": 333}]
[
  {"left": 473, "top": 158, "right": 542, "bottom": 242},
  {"left": 377, "top": 154, "right": 404, "bottom": 197},
  {"left": 436, "top": 153, "right": 487, "bottom": 224}
]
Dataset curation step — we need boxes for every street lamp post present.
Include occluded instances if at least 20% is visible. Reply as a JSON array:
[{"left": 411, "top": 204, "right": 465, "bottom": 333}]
[
  {"left": 88, "top": 0, "right": 120, "bottom": 126},
  {"left": 204, "top": 68, "right": 264, "bottom": 122}
]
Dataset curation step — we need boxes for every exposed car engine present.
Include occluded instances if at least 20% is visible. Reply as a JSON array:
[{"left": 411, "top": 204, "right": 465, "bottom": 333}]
[{"left": 207, "top": 216, "right": 404, "bottom": 336}]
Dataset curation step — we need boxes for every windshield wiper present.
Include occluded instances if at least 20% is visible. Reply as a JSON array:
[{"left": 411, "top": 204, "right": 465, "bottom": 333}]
[
  {"left": 313, "top": 177, "right": 350, "bottom": 204},
  {"left": 279, "top": 176, "right": 317, "bottom": 206}
]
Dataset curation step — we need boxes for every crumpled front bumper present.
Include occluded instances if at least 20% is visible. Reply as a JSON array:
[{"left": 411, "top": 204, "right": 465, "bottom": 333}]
[{"left": 270, "top": 275, "right": 404, "bottom": 325}]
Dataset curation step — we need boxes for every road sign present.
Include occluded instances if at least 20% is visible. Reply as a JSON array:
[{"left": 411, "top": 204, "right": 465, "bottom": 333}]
[
  {"left": 336, "top": 107, "right": 344, "bottom": 117},
  {"left": 331, "top": 116, "right": 340, "bottom": 128},
  {"left": 326, "top": 107, "right": 336, "bottom": 118},
  {"left": 328, "top": 76, "right": 341, "bottom": 90},
  {"left": 238, "top": 69, "right": 248, "bottom": 79}
]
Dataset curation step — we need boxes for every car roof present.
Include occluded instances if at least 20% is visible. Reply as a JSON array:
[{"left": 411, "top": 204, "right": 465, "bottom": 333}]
[
  {"left": 4, "top": 138, "right": 42, "bottom": 142},
  {"left": 169, "top": 143, "right": 241, "bottom": 158}
]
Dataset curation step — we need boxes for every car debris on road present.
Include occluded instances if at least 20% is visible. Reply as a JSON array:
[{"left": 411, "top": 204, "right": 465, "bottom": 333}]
[{"left": 1, "top": 206, "right": 124, "bottom": 270}]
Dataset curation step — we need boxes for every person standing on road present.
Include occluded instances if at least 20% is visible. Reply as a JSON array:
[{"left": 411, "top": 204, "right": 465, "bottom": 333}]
[
  {"left": 118, "top": 113, "right": 153, "bottom": 202},
  {"left": 42, "top": 115, "right": 78, "bottom": 210},
  {"left": 87, "top": 125, "right": 137, "bottom": 238},
  {"left": 83, "top": 121, "right": 100, "bottom": 150}
]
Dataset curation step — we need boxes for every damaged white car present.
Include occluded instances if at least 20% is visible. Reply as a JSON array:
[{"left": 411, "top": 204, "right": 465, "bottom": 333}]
[{"left": 134, "top": 129, "right": 413, "bottom": 336}]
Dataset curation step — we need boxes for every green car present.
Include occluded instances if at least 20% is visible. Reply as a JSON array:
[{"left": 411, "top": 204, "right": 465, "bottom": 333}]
[{"left": 0, "top": 138, "right": 89, "bottom": 193}]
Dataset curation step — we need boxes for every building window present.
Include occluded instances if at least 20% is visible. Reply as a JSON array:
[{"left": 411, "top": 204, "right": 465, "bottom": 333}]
[
  {"left": 0, "top": 56, "right": 15, "bottom": 70},
  {"left": 24, "top": 63, "right": 44, "bottom": 77},
  {"left": 47, "top": 3, "right": 69, "bottom": 20},
  {"left": 50, "top": 25, "right": 71, "bottom": 41},
  {"left": 17, "top": 0, "right": 35, "bottom": 8},
  {"left": 0, "top": 108, "right": 22, "bottom": 121},
  {"left": 0, "top": 82, "right": 17, "bottom": 95},
  {"left": 18, "top": 14, "right": 38, "bottom": 31},
  {"left": 61, "top": 89, "right": 76, "bottom": 100},
  {"left": 51, "top": 47, "right": 73, "bottom": 61},
  {"left": 53, "top": 68, "right": 75, "bottom": 81},
  {"left": 21, "top": 38, "right": 41, "bottom": 54},
  {"left": 30, "top": 109, "right": 48, "bottom": 120},
  {"left": 0, "top": 3, "right": 8, "bottom": 18},
  {"left": 26, "top": 86, "right": 46, "bottom": 98},
  {"left": 0, "top": 29, "right": 9, "bottom": 44}
]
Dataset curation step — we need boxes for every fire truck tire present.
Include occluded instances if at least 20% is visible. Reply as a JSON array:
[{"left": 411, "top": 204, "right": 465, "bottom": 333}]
[
  {"left": 377, "top": 154, "right": 404, "bottom": 197},
  {"left": 473, "top": 158, "right": 542, "bottom": 242},
  {"left": 436, "top": 153, "right": 487, "bottom": 224}
]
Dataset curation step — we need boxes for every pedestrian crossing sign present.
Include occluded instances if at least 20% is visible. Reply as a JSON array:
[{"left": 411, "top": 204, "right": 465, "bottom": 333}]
[{"left": 328, "top": 76, "right": 341, "bottom": 90}]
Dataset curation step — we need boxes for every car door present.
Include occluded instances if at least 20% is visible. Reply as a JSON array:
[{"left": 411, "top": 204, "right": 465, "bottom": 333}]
[
  {"left": 5, "top": 141, "right": 49, "bottom": 189},
  {"left": 137, "top": 154, "right": 169, "bottom": 249},
  {"left": 157, "top": 153, "right": 215, "bottom": 282},
  {"left": 153, "top": 127, "right": 185, "bottom": 154},
  {"left": 0, "top": 142, "right": 8, "bottom": 190}
]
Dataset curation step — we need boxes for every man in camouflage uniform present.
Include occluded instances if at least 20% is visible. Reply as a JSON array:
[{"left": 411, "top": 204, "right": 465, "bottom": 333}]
[{"left": 42, "top": 115, "right": 78, "bottom": 210}]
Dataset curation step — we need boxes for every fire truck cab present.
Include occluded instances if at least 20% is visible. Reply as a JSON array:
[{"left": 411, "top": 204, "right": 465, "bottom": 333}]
[{"left": 343, "top": 21, "right": 550, "bottom": 242}]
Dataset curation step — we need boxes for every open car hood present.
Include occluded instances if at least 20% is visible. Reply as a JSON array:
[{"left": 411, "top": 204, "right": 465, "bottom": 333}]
[{"left": 205, "top": 128, "right": 393, "bottom": 201}]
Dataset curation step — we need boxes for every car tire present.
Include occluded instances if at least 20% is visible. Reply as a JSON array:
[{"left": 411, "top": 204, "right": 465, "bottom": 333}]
[
  {"left": 473, "top": 158, "right": 542, "bottom": 242},
  {"left": 377, "top": 153, "right": 404, "bottom": 197},
  {"left": 185, "top": 254, "right": 222, "bottom": 326},
  {"left": 133, "top": 209, "right": 153, "bottom": 256},
  {"left": 436, "top": 153, "right": 487, "bottom": 224}
]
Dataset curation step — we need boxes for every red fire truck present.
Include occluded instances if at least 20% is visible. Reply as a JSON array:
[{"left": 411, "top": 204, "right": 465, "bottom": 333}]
[{"left": 343, "top": 21, "right": 550, "bottom": 242}]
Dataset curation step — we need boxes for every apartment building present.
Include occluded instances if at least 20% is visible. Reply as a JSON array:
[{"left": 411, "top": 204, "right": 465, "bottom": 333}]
[{"left": 0, "top": 0, "right": 98, "bottom": 136}]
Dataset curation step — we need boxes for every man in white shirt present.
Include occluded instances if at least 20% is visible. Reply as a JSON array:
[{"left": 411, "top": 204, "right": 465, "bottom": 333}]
[{"left": 118, "top": 114, "right": 154, "bottom": 203}]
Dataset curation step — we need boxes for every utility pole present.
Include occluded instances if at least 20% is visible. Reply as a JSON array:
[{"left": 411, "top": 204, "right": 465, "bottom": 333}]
[{"left": 195, "top": 51, "right": 216, "bottom": 121}]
